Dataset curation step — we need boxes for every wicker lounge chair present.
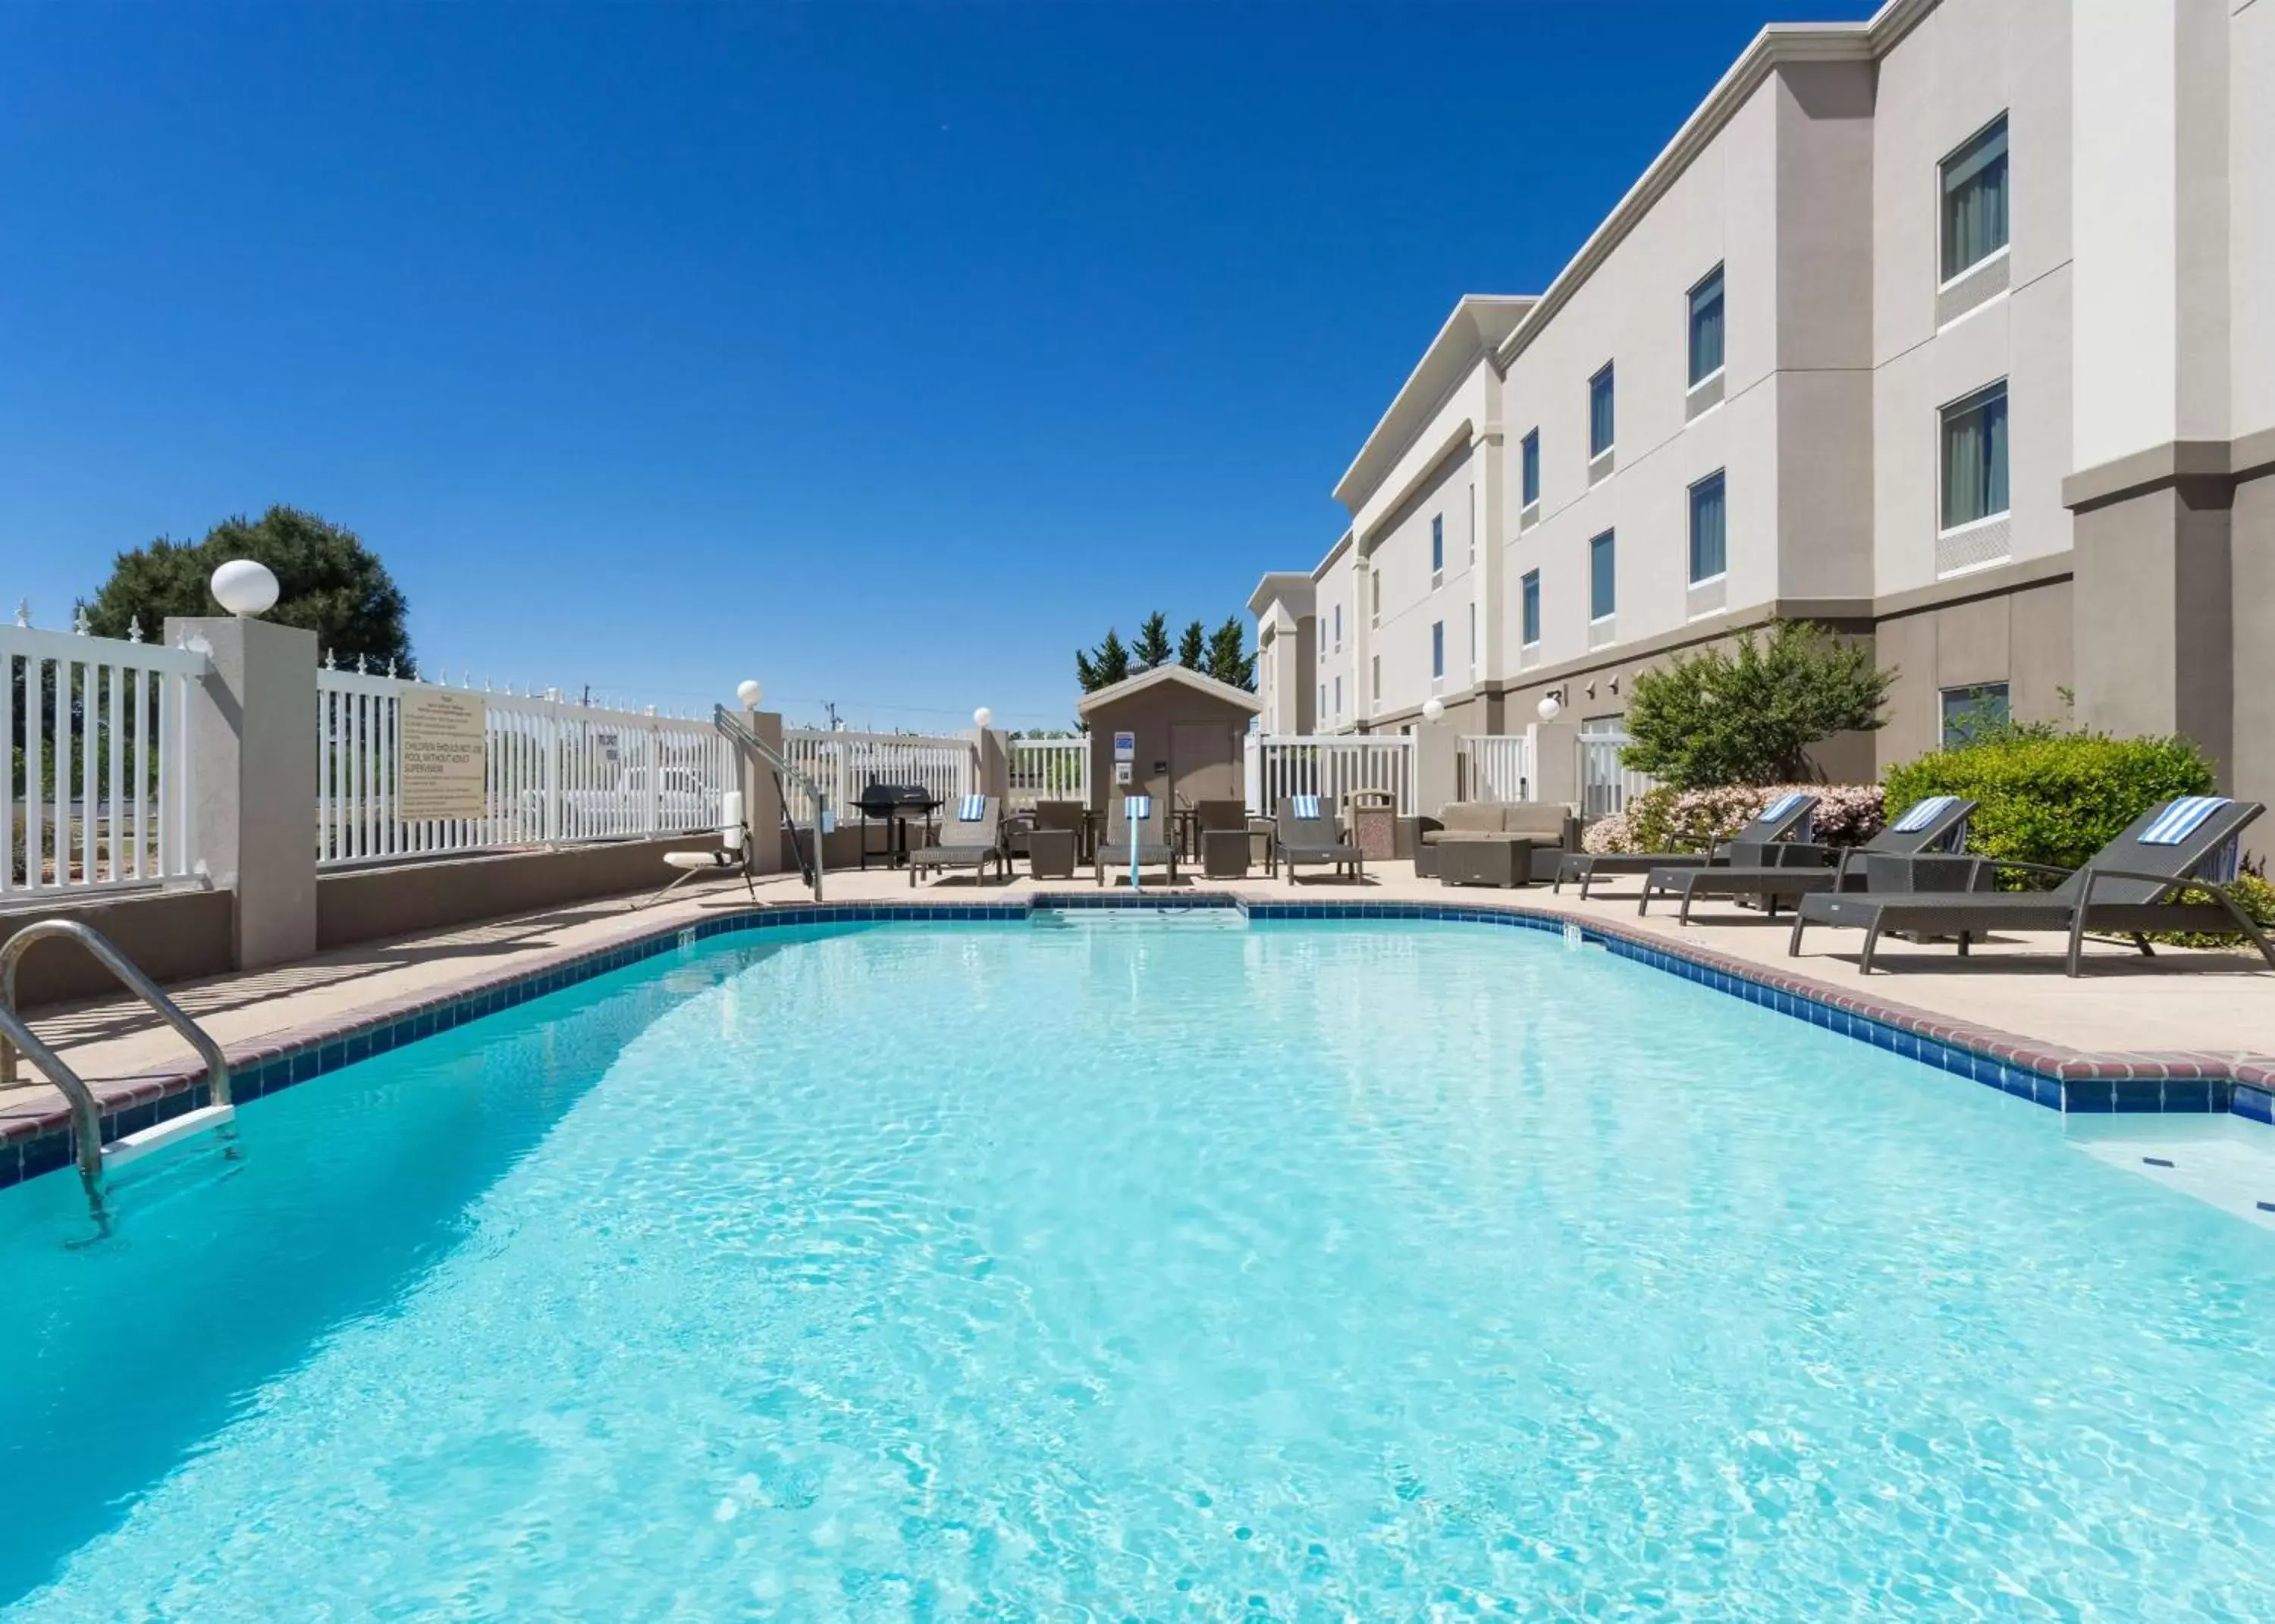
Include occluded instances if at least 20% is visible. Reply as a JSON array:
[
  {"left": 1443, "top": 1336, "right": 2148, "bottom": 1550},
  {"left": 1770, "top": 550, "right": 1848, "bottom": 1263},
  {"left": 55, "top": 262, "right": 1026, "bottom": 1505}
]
[
  {"left": 1555, "top": 791, "right": 1820, "bottom": 900},
  {"left": 1640, "top": 795, "right": 1976, "bottom": 924},
  {"left": 1095, "top": 793, "right": 1177, "bottom": 887},
  {"left": 1787, "top": 796, "right": 2273, "bottom": 976},
  {"left": 909, "top": 794, "right": 1007, "bottom": 886},
  {"left": 1278, "top": 795, "right": 1364, "bottom": 884}
]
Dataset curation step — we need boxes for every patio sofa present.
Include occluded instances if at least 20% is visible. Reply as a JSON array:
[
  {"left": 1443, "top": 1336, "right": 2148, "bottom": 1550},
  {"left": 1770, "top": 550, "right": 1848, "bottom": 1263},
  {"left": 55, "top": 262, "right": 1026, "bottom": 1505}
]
[{"left": 1413, "top": 802, "right": 1580, "bottom": 883}]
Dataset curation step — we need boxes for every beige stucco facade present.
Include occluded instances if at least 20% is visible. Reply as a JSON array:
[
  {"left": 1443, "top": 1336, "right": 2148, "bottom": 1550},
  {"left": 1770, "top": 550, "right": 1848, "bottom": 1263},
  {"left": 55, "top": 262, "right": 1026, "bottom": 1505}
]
[{"left": 1254, "top": 0, "right": 2275, "bottom": 815}]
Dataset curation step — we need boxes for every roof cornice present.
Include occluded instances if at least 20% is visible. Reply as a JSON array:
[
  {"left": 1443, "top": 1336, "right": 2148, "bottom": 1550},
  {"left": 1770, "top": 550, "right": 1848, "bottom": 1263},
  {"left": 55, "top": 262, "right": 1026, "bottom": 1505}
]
[
  {"left": 1492, "top": 0, "right": 1935, "bottom": 376},
  {"left": 1335, "top": 296, "right": 1533, "bottom": 510}
]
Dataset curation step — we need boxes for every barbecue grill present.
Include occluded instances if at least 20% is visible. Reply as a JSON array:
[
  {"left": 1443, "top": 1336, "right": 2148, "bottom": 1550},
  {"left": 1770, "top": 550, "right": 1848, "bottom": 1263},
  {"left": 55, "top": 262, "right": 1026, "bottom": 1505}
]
[{"left": 852, "top": 782, "right": 943, "bottom": 870}]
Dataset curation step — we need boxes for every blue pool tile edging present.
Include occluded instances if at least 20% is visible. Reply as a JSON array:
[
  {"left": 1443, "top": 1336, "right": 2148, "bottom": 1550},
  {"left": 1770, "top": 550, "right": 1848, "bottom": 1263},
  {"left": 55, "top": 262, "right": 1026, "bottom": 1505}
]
[{"left": 4, "top": 892, "right": 2270, "bottom": 1192}]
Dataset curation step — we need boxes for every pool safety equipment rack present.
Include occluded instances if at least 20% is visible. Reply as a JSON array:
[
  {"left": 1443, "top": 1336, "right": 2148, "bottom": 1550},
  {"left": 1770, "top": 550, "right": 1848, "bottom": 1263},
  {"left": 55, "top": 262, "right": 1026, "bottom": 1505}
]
[
  {"left": 713, "top": 706, "right": 829, "bottom": 903},
  {"left": 0, "top": 918, "right": 235, "bottom": 1224}
]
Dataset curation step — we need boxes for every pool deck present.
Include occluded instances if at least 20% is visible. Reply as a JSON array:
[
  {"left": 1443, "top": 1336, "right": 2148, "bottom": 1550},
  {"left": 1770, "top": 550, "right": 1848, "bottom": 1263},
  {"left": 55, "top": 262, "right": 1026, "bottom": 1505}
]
[{"left": 5, "top": 858, "right": 2273, "bottom": 1182}]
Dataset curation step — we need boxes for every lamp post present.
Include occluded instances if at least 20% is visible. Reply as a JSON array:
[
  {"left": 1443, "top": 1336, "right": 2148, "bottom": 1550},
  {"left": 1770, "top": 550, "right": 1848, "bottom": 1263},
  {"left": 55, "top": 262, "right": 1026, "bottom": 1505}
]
[{"left": 736, "top": 679, "right": 763, "bottom": 710}]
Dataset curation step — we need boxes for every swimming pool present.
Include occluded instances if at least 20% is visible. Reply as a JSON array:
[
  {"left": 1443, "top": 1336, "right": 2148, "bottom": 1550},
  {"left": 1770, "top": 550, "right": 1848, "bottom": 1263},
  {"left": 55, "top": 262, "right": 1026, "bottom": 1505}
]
[{"left": 6, "top": 909, "right": 2275, "bottom": 1617}]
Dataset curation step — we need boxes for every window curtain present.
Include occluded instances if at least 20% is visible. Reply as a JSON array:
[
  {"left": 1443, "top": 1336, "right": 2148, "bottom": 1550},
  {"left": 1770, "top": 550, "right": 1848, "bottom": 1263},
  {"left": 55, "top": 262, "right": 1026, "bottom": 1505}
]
[
  {"left": 1941, "top": 121, "right": 2009, "bottom": 278},
  {"left": 1590, "top": 370, "right": 1616, "bottom": 456},
  {"left": 1690, "top": 475, "right": 1727, "bottom": 582},
  {"left": 1689, "top": 272, "right": 1724, "bottom": 384},
  {"left": 1941, "top": 390, "right": 2009, "bottom": 528},
  {"left": 1589, "top": 533, "right": 1616, "bottom": 619}
]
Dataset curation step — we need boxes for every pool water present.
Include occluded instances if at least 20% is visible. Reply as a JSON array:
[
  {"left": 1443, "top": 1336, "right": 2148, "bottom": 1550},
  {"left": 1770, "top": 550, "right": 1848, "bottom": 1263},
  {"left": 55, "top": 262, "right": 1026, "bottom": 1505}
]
[{"left": 7, "top": 913, "right": 2275, "bottom": 1618}]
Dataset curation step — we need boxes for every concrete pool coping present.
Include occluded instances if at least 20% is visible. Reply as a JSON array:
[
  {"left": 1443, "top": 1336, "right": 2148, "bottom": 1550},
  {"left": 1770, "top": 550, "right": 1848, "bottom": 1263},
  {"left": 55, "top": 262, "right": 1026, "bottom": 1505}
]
[{"left": 4, "top": 863, "right": 2273, "bottom": 1191}]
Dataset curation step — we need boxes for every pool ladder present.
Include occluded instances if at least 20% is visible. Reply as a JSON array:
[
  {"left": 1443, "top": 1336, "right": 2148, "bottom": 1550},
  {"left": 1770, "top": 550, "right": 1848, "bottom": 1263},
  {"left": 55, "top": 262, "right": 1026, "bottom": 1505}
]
[{"left": 0, "top": 919, "right": 235, "bottom": 1227}]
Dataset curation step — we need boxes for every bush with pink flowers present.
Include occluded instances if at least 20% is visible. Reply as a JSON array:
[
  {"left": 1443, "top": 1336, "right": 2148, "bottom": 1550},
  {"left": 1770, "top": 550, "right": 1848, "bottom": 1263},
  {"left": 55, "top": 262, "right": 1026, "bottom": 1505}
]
[{"left": 1581, "top": 782, "right": 1884, "bottom": 854}]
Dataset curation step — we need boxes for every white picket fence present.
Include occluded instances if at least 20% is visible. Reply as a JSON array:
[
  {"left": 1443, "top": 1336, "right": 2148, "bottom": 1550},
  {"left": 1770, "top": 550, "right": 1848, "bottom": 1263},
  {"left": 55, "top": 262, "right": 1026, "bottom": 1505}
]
[
  {"left": 1458, "top": 729, "right": 1537, "bottom": 803},
  {"left": 1244, "top": 734, "right": 1417, "bottom": 817},
  {"left": 1007, "top": 737, "right": 1088, "bottom": 807},
  {"left": 316, "top": 669, "right": 735, "bottom": 867},
  {"left": 777, "top": 729, "right": 977, "bottom": 828},
  {"left": 1579, "top": 732, "right": 1658, "bottom": 819},
  {"left": 3, "top": 619, "right": 208, "bottom": 899}
]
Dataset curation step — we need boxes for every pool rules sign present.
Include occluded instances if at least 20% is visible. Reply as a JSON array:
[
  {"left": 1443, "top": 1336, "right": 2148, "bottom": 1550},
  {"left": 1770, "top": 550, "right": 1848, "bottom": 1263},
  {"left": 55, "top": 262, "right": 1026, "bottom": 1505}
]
[{"left": 397, "top": 688, "right": 488, "bottom": 820}]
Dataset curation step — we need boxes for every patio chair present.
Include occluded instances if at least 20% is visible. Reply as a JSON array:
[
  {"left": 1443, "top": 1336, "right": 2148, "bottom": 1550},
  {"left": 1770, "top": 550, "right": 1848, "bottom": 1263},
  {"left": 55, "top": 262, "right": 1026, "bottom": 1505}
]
[
  {"left": 1029, "top": 798, "right": 1090, "bottom": 864},
  {"left": 909, "top": 794, "right": 1007, "bottom": 887},
  {"left": 1279, "top": 795, "right": 1364, "bottom": 884},
  {"left": 637, "top": 792, "right": 756, "bottom": 908},
  {"left": 1095, "top": 793, "right": 1177, "bottom": 887},
  {"left": 1192, "top": 797, "right": 1269, "bottom": 877},
  {"left": 1555, "top": 790, "right": 1821, "bottom": 900},
  {"left": 1640, "top": 795, "right": 1976, "bottom": 925},
  {"left": 1787, "top": 796, "right": 2275, "bottom": 976}
]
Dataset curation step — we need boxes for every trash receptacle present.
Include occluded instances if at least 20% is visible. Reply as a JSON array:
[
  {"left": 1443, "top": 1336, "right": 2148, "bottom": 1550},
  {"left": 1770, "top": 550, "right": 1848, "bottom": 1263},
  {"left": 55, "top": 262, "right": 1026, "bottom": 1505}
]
[{"left": 1346, "top": 789, "right": 1398, "bottom": 864}]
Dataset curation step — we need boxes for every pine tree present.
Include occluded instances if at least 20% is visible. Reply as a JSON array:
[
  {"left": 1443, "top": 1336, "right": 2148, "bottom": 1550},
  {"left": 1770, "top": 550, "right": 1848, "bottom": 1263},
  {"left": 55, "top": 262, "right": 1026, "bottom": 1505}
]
[
  {"left": 1075, "top": 628, "right": 1132, "bottom": 693},
  {"left": 1177, "top": 619, "right": 1206, "bottom": 669},
  {"left": 1132, "top": 611, "right": 1173, "bottom": 671},
  {"left": 85, "top": 505, "right": 416, "bottom": 674},
  {"left": 1205, "top": 616, "right": 1255, "bottom": 691}
]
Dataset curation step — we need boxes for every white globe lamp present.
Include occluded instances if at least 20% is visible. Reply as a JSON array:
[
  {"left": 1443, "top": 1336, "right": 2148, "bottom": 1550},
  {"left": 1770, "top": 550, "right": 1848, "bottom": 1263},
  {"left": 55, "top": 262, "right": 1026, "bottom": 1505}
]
[
  {"left": 209, "top": 559, "right": 280, "bottom": 619},
  {"left": 973, "top": 707, "right": 993, "bottom": 729},
  {"left": 1421, "top": 698, "right": 1445, "bottom": 724},
  {"left": 736, "top": 679, "right": 764, "bottom": 709},
  {"left": 1536, "top": 692, "right": 1563, "bottom": 723}
]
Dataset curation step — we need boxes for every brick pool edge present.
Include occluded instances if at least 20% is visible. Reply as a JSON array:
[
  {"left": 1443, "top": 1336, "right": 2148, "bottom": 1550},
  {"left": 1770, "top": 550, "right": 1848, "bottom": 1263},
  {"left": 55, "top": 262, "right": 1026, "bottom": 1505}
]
[{"left": 5, "top": 892, "right": 2271, "bottom": 1191}]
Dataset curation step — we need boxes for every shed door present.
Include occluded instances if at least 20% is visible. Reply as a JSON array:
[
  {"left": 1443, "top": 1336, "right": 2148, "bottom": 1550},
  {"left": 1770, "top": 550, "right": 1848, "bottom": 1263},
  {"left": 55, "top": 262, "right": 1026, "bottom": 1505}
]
[{"left": 1169, "top": 721, "right": 1241, "bottom": 807}]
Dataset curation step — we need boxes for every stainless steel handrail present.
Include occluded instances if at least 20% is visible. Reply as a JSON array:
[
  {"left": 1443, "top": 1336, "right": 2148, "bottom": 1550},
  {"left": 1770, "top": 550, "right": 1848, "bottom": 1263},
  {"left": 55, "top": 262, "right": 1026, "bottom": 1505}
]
[
  {"left": 0, "top": 919, "right": 236, "bottom": 1223},
  {"left": 714, "top": 707, "right": 828, "bottom": 903}
]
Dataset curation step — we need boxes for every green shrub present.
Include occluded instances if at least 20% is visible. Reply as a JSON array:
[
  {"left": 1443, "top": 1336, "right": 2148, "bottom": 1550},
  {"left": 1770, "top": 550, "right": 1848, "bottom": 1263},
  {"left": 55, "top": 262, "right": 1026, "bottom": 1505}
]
[
  {"left": 1882, "top": 732, "right": 2217, "bottom": 880},
  {"left": 2155, "top": 862, "right": 2275, "bottom": 950},
  {"left": 1620, "top": 619, "right": 1893, "bottom": 789}
]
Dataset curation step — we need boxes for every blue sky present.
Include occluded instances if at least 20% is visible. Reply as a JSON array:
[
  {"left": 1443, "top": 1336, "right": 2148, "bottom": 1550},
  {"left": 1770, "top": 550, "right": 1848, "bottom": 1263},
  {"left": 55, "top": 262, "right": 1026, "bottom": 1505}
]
[{"left": 1, "top": 2, "right": 1874, "bottom": 732}]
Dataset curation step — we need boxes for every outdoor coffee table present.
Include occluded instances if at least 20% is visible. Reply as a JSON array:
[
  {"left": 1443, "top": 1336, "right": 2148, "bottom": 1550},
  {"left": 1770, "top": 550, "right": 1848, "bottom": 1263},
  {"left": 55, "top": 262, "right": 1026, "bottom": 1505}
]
[
  {"left": 1437, "top": 837, "right": 1533, "bottom": 889},
  {"left": 1201, "top": 828, "right": 1250, "bottom": 879},
  {"left": 1026, "top": 827, "right": 1078, "bottom": 880}
]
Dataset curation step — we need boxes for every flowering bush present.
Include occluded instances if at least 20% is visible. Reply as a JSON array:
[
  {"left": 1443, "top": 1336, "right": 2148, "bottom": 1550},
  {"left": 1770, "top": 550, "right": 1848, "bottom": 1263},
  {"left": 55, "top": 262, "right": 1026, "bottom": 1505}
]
[{"left": 1581, "top": 782, "right": 1884, "bottom": 854}]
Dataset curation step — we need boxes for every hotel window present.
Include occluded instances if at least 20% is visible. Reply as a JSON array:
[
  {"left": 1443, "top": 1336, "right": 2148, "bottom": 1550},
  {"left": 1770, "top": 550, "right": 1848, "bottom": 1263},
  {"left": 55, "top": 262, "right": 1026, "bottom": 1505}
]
[
  {"left": 1370, "top": 569, "right": 1381, "bottom": 627},
  {"left": 1688, "top": 471, "right": 1727, "bottom": 583},
  {"left": 1589, "top": 364, "right": 1615, "bottom": 459},
  {"left": 1521, "top": 430, "right": 1541, "bottom": 506},
  {"left": 1941, "top": 682, "right": 2010, "bottom": 747},
  {"left": 1521, "top": 571, "right": 1540, "bottom": 646},
  {"left": 1431, "top": 514, "right": 1444, "bottom": 585},
  {"left": 1589, "top": 531, "right": 1616, "bottom": 622},
  {"left": 1333, "top": 676, "right": 1341, "bottom": 717},
  {"left": 1467, "top": 601, "right": 1476, "bottom": 667},
  {"left": 1467, "top": 483, "right": 1476, "bottom": 563},
  {"left": 1941, "top": 114, "right": 2009, "bottom": 282},
  {"left": 1332, "top": 604, "right": 1341, "bottom": 651},
  {"left": 1688, "top": 265, "right": 1724, "bottom": 386},
  {"left": 1941, "top": 382, "right": 2009, "bottom": 530},
  {"left": 1431, "top": 620, "right": 1445, "bottom": 682},
  {"left": 1318, "top": 683, "right": 1326, "bottom": 720},
  {"left": 1370, "top": 655, "right": 1381, "bottom": 705}
]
